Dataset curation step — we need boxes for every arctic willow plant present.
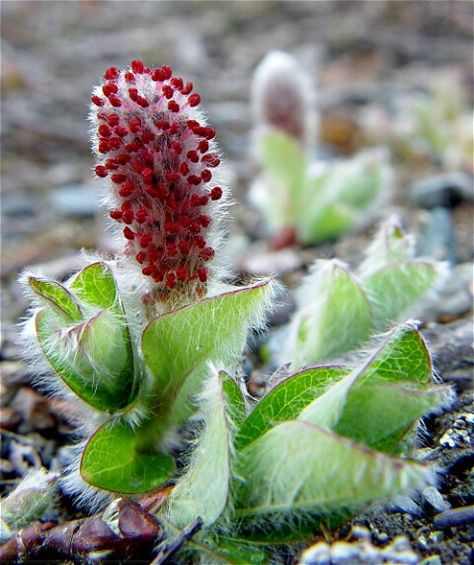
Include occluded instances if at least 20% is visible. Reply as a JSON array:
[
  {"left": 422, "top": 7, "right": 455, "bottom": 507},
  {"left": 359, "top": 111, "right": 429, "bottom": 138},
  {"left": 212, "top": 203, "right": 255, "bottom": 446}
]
[
  {"left": 249, "top": 51, "right": 393, "bottom": 246},
  {"left": 280, "top": 216, "right": 448, "bottom": 368},
  {"left": 18, "top": 61, "right": 450, "bottom": 562},
  {"left": 21, "top": 60, "right": 275, "bottom": 499},
  {"left": 159, "top": 323, "right": 451, "bottom": 562}
]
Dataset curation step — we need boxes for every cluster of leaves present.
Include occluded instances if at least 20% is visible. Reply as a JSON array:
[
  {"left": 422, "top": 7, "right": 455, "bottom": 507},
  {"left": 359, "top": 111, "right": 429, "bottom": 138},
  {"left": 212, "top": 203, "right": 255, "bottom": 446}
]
[
  {"left": 280, "top": 216, "right": 448, "bottom": 368},
  {"left": 22, "top": 262, "right": 274, "bottom": 495},
  {"left": 249, "top": 51, "right": 393, "bottom": 245},
  {"left": 159, "top": 324, "right": 450, "bottom": 562},
  {"left": 251, "top": 133, "right": 393, "bottom": 245}
]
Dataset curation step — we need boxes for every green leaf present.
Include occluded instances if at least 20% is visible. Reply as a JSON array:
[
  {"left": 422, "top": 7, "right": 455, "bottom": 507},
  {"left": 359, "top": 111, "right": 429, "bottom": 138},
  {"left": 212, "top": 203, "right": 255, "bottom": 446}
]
[
  {"left": 298, "top": 325, "right": 431, "bottom": 425},
  {"left": 361, "top": 324, "right": 432, "bottom": 384},
  {"left": 260, "top": 131, "right": 306, "bottom": 200},
  {"left": 301, "top": 204, "right": 355, "bottom": 245},
  {"left": 362, "top": 261, "right": 442, "bottom": 331},
  {"left": 222, "top": 372, "right": 247, "bottom": 429},
  {"left": 233, "top": 420, "right": 429, "bottom": 540},
  {"left": 27, "top": 276, "right": 82, "bottom": 322},
  {"left": 357, "top": 216, "right": 415, "bottom": 278},
  {"left": 327, "top": 148, "right": 390, "bottom": 209},
  {"left": 334, "top": 382, "right": 451, "bottom": 454},
  {"left": 141, "top": 280, "right": 273, "bottom": 411},
  {"left": 81, "top": 419, "right": 174, "bottom": 494},
  {"left": 286, "top": 261, "right": 371, "bottom": 366},
  {"left": 166, "top": 371, "right": 236, "bottom": 527},
  {"left": 189, "top": 536, "right": 270, "bottom": 564},
  {"left": 235, "top": 366, "right": 347, "bottom": 450},
  {"left": 36, "top": 308, "right": 135, "bottom": 412},
  {"left": 297, "top": 324, "right": 439, "bottom": 452},
  {"left": 70, "top": 262, "right": 119, "bottom": 311}
]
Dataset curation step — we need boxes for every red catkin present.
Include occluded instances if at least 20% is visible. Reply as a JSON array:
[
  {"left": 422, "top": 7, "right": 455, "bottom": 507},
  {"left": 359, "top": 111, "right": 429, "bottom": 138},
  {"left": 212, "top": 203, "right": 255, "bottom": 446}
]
[{"left": 90, "top": 61, "right": 225, "bottom": 297}]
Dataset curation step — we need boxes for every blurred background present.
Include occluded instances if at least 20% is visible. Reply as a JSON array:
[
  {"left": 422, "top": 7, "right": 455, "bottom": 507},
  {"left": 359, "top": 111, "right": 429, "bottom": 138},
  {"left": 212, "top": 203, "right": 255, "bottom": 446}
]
[{"left": 1, "top": 0, "right": 473, "bottom": 323}]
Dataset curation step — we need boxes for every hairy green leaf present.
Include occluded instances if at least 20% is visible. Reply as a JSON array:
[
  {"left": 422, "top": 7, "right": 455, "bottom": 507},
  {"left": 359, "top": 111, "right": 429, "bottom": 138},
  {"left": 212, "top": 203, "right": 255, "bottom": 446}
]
[
  {"left": 361, "top": 324, "right": 432, "bottom": 384},
  {"left": 235, "top": 366, "right": 347, "bottom": 450},
  {"left": 141, "top": 280, "right": 273, "bottom": 410},
  {"left": 287, "top": 261, "right": 371, "bottom": 366},
  {"left": 36, "top": 308, "right": 135, "bottom": 412},
  {"left": 188, "top": 536, "right": 270, "bottom": 564},
  {"left": 335, "top": 382, "right": 451, "bottom": 454},
  {"left": 362, "top": 261, "right": 442, "bottom": 331},
  {"left": 70, "top": 262, "right": 119, "bottom": 311},
  {"left": 27, "top": 276, "right": 82, "bottom": 322},
  {"left": 81, "top": 420, "right": 174, "bottom": 494},
  {"left": 233, "top": 421, "right": 430, "bottom": 539},
  {"left": 167, "top": 371, "right": 236, "bottom": 527},
  {"left": 297, "top": 324, "right": 438, "bottom": 452},
  {"left": 327, "top": 148, "right": 389, "bottom": 209}
]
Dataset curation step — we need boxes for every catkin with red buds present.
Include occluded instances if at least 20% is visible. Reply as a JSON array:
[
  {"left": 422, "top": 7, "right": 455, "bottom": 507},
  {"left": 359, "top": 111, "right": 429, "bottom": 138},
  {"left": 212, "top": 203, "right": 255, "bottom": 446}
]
[{"left": 90, "top": 61, "right": 225, "bottom": 300}]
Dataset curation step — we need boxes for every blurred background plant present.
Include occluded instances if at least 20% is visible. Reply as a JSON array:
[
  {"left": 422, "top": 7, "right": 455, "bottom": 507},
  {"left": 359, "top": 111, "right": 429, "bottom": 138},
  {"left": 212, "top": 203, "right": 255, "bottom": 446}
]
[{"left": 249, "top": 51, "right": 394, "bottom": 247}]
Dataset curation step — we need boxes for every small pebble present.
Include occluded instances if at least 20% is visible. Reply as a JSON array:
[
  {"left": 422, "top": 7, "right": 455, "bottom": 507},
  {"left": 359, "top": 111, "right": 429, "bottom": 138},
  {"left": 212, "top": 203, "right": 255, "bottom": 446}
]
[
  {"left": 421, "top": 486, "right": 451, "bottom": 515},
  {"left": 389, "top": 495, "right": 424, "bottom": 518},
  {"left": 351, "top": 525, "right": 371, "bottom": 541},
  {"left": 299, "top": 541, "right": 330, "bottom": 565},
  {"left": 330, "top": 541, "right": 359, "bottom": 561},
  {"left": 433, "top": 505, "right": 474, "bottom": 529},
  {"left": 419, "top": 207, "right": 457, "bottom": 263},
  {"left": 411, "top": 172, "right": 474, "bottom": 209}
]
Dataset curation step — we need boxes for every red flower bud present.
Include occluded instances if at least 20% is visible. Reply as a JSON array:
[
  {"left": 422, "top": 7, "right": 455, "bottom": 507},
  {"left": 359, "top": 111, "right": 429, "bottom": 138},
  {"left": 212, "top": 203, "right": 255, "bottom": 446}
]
[{"left": 90, "top": 61, "right": 226, "bottom": 298}]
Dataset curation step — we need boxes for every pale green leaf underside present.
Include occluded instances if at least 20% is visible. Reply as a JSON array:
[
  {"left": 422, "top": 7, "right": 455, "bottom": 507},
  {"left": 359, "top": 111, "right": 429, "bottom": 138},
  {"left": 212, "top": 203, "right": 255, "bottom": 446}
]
[
  {"left": 70, "top": 262, "right": 119, "bottom": 311},
  {"left": 36, "top": 309, "right": 135, "bottom": 412},
  {"left": 141, "top": 280, "right": 272, "bottom": 406},
  {"left": 28, "top": 277, "right": 82, "bottom": 322},
  {"left": 234, "top": 421, "right": 428, "bottom": 522},
  {"left": 362, "top": 261, "right": 440, "bottom": 331},
  {"left": 222, "top": 371, "right": 247, "bottom": 428},
  {"left": 81, "top": 420, "right": 174, "bottom": 494},
  {"left": 261, "top": 130, "right": 306, "bottom": 200},
  {"left": 235, "top": 366, "right": 347, "bottom": 451},
  {"left": 292, "top": 263, "right": 371, "bottom": 365},
  {"left": 167, "top": 372, "right": 233, "bottom": 527}
]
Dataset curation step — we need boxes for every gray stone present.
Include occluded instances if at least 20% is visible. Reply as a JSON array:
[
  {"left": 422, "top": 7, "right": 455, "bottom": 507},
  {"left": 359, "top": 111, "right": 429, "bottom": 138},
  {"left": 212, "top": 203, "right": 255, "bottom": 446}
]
[
  {"left": 421, "top": 486, "right": 451, "bottom": 515},
  {"left": 389, "top": 495, "right": 424, "bottom": 518},
  {"left": 411, "top": 172, "right": 474, "bottom": 209},
  {"left": 433, "top": 505, "right": 474, "bottom": 529},
  {"left": 419, "top": 207, "right": 457, "bottom": 263}
]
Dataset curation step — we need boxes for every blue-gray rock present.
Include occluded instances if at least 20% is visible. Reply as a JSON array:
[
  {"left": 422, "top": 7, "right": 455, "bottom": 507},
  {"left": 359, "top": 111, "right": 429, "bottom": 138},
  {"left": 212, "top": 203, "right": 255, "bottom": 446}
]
[
  {"left": 411, "top": 172, "right": 474, "bottom": 209},
  {"left": 389, "top": 495, "right": 424, "bottom": 518},
  {"left": 421, "top": 486, "right": 451, "bottom": 515},
  {"left": 419, "top": 207, "right": 457, "bottom": 264},
  {"left": 433, "top": 505, "right": 474, "bottom": 529}
]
